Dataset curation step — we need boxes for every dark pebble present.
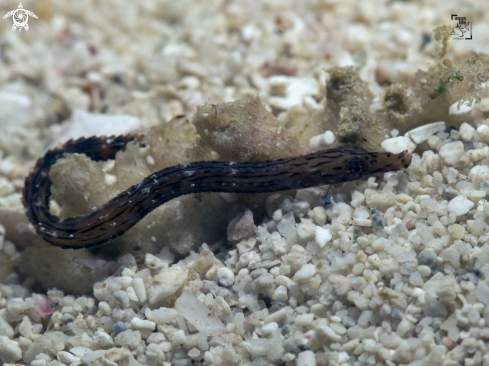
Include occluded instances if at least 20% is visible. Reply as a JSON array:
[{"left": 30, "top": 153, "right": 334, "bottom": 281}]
[
  {"left": 434, "top": 329, "right": 447, "bottom": 344},
  {"left": 298, "top": 344, "right": 311, "bottom": 351},
  {"left": 371, "top": 208, "right": 385, "bottom": 228},
  {"left": 322, "top": 194, "right": 335, "bottom": 208},
  {"left": 60, "top": 313, "right": 74, "bottom": 324},
  {"left": 441, "top": 188, "right": 458, "bottom": 201},
  {"left": 391, "top": 308, "right": 403, "bottom": 321},
  {"left": 112, "top": 321, "right": 128, "bottom": 337},
  {"left": 463, "top": 141, "right": 474, "bottom": 151},
  {"left": 418, "top": 249, "right": 436, "bottom": 267}
]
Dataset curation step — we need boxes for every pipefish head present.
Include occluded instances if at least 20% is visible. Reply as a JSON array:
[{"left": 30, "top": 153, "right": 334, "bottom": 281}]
[{"left": 342, "top": 150, "right": 411, "bottom": 181}]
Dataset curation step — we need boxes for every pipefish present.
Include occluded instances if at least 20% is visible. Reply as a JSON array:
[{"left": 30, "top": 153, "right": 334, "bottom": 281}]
[{"left": 22, "top": 135, "right": 411, "bottom": 249}]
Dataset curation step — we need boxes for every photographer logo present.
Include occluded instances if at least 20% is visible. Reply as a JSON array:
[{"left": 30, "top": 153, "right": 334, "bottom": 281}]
[
  {"left": 3, "top": 3, "right": 38, "bottom": 32},
  {"left": 450, "top": 14, "right": 472, "bottom": 40}
]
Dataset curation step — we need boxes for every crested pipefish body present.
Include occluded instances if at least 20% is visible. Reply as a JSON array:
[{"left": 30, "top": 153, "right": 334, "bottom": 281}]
[{"left": 23, "top": 136, "right": 411, "bottom": 249}]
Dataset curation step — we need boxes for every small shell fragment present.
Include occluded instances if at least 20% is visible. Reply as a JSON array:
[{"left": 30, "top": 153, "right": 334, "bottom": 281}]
[{"left": 404, "top": 122, "right": 446, "bottom": 144}]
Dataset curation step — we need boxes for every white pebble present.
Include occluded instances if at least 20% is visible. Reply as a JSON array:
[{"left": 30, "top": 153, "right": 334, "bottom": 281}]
[
  {"left": 146, "top": 155, "right": 155, "bottom": 165},
  {"left": 331, "top": 202, "right": 354, "bottom": 224},
  {"left": 104, "top": 173, "right": 117, "bottom": 186},
  {"left": 217, "top": 267, "right": 235, "bottom": 287},
  {"left": 467, "top": 146, "right": 489, "bottom": 162},
  {"left": 293, "top": 263, "right": 316, "bottom": 281},
  {"left": 86, "top": 71, "right": 102, "bottom": 83},
  {"left": 0, "top": 336, "right": 22, "bottom": 362},
  {"left": 460, "top": 189, "right": 486, "bottom": 198},
  {"left": 312, "top": 207, "right": 326, "bottom": 226},
  {"left": 98, "top": 301, "right": 111, "bottom": 316},
  {"left": 131, "top": 318, "right": 156, "bottom": 331},
  {"left": 283, "top": 353, "right": 295, "bottom": 362},
  {"left": 352, "top": 218, "right": 373, "bottom": 227},
  {"left": 459, "top": 122, "right": 475, "bottom": 142},
  {"left": 404, "top": 121, "right": 446, "bottom": 144},
  {"left": 296, "top": 219, "right": 316, "bottom": 245},
  {"left": 329, "top": 274, "right": 351, "bottom": 297},
  {"left": 449, "top": 101, "right": 473, "bottom": 120},
  {"left": 188, "top": 347, "right": 201, "bottom": 360},
  {"left": 316, "top": 325, "right": 342, "bottom": 342},
  {"left": 147, "top": 267, "right": 188, "bottom": 304},
  {"left": 171, "top": 329, "right": 186, "bottom": 345},
  {"left": 353, "top": 295, "right": 370, "bottom": 310},
  {"left": 364, "top": 189, "right": 396, "bottom": 212},
  {"left": 178, "top": 75, "right": 200, "bottom": 89},
  {"left": 80, "top": 350, "right": 108, "bottom": 366},
  {"left": 448, "top": 195, "right": 474, "bottom": 216},
  {"left": 297, "top": 350, "right": 316, "bottom": 366},
  {"left": 309, "top": 135, "right": 323, "bottom": 150},
  {"left": 272, "top": 285, "right": 288, "bottom": 302},
  {"left": 174, "top": 291, "right": 226, "bottom": 336},
  {"left": 295, "top": 314, "right": 314, "bottom": 326},
  {"left": 427, "top": 136, "right": 442, "bottom": 151},
  {"left": 480, "top": 97, "right": 489, "bottom": 112},
  {"left": 323, "top": 130, "right": 335, "bottom": 145},
  {"left": 476, "top": 125, "right": 489, "bottom": 143},
  {"left": 93, "top": 332, "right": 114, "bottom": 348},
  {"left": 476, "top": 281, "right": 489, "bottom": 305},
  {"left": 309, "top": 131, "right": 336, "bottom": 150},
  {"left": 261, "top": 322, "right": 278, "bottom": 336},
  {"left": 114, "top": 290, "right": 130, "bottom": 307},
  {"left": 264, "top": 306, "right": 294, "bottom": 324},
  {"left": 268, "top": 75, "right": 289, "bottom": 96},
  {"left": 314, "top": 226, "right": 332, "bottom": 248},
  {"left": 204, "top": 351, "right": 214, "bottom": 364},
  {"left": 152, "top": 308, "right": 179, "bottom": 324},
  {"left": 417, "top": 265, "right": 431, "bottom": 277},
  {"left": 114, "top": 329, "right": 141, "bottom": 348},
  {"left": 268, "top": 76, "right": 320, "bottom": 110},
  {"left": 396, "top": 318, "right": 414, "bottom": 337},
  {"left": 132, "top": 278, "right": 147, "bottom": 304},
  {"left": 338, "top": 352, "right": 350, "bottom": 363},
  {"left": 439, "top": 141, "right": 469, "bottom": 168},
  {"left": 58, "top": 110, "right": 142, "bottom": 144},
  {"left": 272, "top": 208, "right": 283, "bottom": 221},
  {"left": 145, "top": 253, "right": 166, "bottom": 269},
  {"left": 363, "top": 339, "right": 376, "bottom": 352},
  {"left": 126, "top": 286, "right": 138, "bottom": 302},
  {"left": 351, "top": 191, "right": 366, "bottom": 208},
  {"left": 57, "top": 351, "right": 80, "bottom": 365},
  {"left": 0, "top": 318, "right": 10, "bottom": 338},
  {"left": 353, "top": 206, "right": 370, "bottom": 219},
  {"left": 70, "top": 347, "right": 94, "bottom": 357},
  {"left": 381, "top": 136, "right": 416, "bottom": 154},
  {"left": 409, "top": 271, "right": 424, "bottom": 286}
]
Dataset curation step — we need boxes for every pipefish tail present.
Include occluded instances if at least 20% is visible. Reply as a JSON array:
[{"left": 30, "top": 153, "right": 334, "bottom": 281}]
[{"left": 23, "top": 136, "right": 411, "bottom": 249}]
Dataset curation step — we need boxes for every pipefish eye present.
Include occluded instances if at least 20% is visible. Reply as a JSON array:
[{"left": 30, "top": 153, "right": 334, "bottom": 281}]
[{"left": 345, "top": 157, "right": 369, "bottom": 180}]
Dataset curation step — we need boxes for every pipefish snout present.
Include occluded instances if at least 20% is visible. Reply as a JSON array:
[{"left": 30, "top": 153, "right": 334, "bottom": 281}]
[{"left": 22, "top": 136, "right": 411, "bottom": 249}]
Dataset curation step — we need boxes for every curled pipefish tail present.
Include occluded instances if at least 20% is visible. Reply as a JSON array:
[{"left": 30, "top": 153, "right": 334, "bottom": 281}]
[{"left": 22, "top": 135, "right": 142, "bottom": 249}]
